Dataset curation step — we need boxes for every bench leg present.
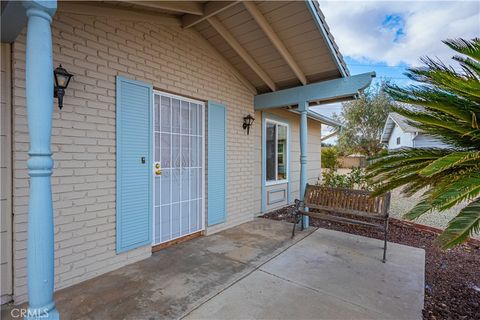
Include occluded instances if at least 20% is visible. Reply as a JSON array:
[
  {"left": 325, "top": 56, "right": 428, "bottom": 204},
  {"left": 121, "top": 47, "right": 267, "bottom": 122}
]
[
  {"left": 291, "top": 215, "right": 297, "bottom": 238},
  {"left": 382, "top": 217, "right": 389, "bottom": 263}
]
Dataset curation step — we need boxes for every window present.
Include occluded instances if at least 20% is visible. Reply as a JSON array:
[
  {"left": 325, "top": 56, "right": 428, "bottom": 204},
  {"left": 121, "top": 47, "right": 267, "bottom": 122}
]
[
  {"left": 396, "top": 137, "right": 401, "bottom": 145},
  {"left": 266, "top": 120, "right": 288, "bottom": 183}
]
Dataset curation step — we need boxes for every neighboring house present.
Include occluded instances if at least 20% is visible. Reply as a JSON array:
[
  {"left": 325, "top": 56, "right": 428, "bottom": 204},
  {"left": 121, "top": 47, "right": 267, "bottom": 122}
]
[
  {"left": 381, "top": 112, "right": 450, "bottom": 150},
  {"left": 0, "top": 0, "right": 374, "bottom": 313}
]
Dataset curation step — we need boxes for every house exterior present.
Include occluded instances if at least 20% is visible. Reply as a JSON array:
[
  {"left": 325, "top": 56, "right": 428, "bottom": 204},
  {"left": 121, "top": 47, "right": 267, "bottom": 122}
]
[
  {"left": 381, "top": 112, "right": 450, "bottom": 150},
  {"left": 0, "top": 0, "right": 374, "bottom": 316}
]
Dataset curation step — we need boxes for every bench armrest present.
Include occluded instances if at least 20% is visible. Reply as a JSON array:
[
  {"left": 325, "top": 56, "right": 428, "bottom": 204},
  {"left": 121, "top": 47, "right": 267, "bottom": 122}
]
[
  {"left": 286, "top": 199, "right": 304, "bottom": 217},
  {"left": 294, "top": 199, "right": 304, "bottom": 210}
]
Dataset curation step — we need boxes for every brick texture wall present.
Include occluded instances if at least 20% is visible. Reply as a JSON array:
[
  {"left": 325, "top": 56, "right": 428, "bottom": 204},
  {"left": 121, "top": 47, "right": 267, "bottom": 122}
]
[
  {"left": 1, "top": 43, "right": 13, "bottom": 303},
  {"left": 11, "top": 10, "right": 255, "bottom": 303}
]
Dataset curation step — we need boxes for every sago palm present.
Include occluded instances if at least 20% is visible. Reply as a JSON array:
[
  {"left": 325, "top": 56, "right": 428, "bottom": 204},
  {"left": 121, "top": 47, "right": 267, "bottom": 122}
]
[{"left": 367, "top": 38, "right": 480, "bottom": 249}]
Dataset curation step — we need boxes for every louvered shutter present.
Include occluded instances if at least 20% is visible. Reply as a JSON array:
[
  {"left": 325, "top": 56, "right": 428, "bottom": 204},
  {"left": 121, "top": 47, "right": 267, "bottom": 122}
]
[
  {"left": 116, "top": 76, "right": 152, "bottom": 253},
  {"left": 207, "top": 101, "right": 227, "bottom": 226}
]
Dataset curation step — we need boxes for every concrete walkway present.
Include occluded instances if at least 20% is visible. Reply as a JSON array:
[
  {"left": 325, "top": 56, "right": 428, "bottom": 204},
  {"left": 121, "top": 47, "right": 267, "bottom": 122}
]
[
  {"left": 1, "top": 219, "right": 425, "bottom": 320},
  {"left": 186, "top": 228, "right": 425, "bottom": 320}
]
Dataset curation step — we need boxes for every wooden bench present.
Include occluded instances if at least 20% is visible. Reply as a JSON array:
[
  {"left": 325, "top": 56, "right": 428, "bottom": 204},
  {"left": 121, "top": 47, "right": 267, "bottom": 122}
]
[{"left": 292, "top": 184, "right": 391, "bottom": 262}]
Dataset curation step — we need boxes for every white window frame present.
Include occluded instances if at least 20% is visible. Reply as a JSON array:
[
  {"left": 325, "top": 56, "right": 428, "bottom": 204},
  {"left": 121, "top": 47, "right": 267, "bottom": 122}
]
[{"left": 265, "top": 119, "right": 289, "bottom": 186}]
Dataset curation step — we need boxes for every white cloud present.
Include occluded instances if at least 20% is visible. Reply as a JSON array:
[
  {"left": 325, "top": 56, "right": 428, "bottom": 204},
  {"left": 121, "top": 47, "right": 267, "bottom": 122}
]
[{"left": 320, "top": 0, "right": 480, "bottom": 66}]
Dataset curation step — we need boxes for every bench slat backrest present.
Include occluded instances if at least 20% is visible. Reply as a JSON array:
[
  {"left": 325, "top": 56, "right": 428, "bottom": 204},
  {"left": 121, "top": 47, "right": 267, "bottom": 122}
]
[{"left": 304, "top": 185, "right": 390, "bottom": 217}]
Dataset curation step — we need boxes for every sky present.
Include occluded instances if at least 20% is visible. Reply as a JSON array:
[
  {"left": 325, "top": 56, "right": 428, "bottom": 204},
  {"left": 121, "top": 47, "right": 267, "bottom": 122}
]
[{"left": 311, "top": 0, "right": 480, "bottom": 143}]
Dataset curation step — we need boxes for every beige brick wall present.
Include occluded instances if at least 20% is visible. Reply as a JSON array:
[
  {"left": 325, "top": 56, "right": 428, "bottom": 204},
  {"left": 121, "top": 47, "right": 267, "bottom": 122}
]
[
  {"left": 11, "top": 10, "right": 255, "bottom": 303},
  {"left": 1, "top": 43, "right": 13, "bottom": 303}
]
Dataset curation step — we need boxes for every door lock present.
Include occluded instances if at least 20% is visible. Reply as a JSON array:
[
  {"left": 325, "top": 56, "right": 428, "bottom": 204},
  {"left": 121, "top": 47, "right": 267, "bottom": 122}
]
[
  {"left": 141, "top": 157, "right": 146, "bottom": 164},
  {"left": 154, "top": 162, "right": 162, "bottom": 176}
]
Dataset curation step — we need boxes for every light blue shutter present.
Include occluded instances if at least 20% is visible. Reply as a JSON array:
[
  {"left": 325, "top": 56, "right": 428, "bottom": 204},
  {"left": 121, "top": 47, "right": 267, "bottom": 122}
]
[
  {"left": 116, "top": 76, "right": 153, "bottom": 253},
  {"left": 208, "top": 101, "right": 227, "bottom": 226}
]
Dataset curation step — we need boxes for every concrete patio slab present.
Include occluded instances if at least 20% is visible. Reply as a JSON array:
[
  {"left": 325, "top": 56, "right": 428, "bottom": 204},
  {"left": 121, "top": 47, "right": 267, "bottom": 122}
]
[
  {"left": 262, "top": 228, "right": 425, "bottom": 319},
  {"left": 1, "top": 219, "right": 314, "bottom": 320},
  {"left": 185, "top": 228, "right": 425, "bottom": 320},
  {"left": 2, "top": 219, "right": 425, "bottom": 320},
  {"left": 184, "top": 270, "right": 383, "bottom": 320}
]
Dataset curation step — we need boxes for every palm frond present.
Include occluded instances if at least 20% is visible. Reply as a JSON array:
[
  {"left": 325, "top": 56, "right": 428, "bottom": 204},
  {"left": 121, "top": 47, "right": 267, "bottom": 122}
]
[
  {"left": 404, "top": 197, "right": 433, "bottom": 220},
  {"left": 391, "top": 106, "right": 479, "bottom": 139},
  {"left": 401, "top": 179, "right": 434, "bottom": 197},
  {"left": 452, "top": 55, "right": 480, "bottom": 79},
  {"left": 368, "top": 148, "right": 447, "bottom": 170},
  {"left": 419, "top": 151, "right": 480, "bottom": 177},
  {"left": 367, "top": 37, "right": 480, "bottom": 248},
  {"left": 385, "top": 85, "right": 479, "bottom": 123},
  {"left": 430, "top": 172, "right": 480, "bottom": 210},
  {"left": 370, "top": 173, "right": 420, "bottom": 197},
  {"left": 407, "top": 58, "right": 480, "bottom": 102},
  {"left": 443, "top": 38, "right": 480, "bottom": 61},
  {"left": 437, "top": 198, "right": 480, "bottom": 249}
]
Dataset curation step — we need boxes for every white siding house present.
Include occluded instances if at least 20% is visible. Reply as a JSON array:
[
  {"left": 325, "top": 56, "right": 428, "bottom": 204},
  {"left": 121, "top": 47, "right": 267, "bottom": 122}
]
[{"left": 381, "top": 113, "right": 450, "bottom": 150}]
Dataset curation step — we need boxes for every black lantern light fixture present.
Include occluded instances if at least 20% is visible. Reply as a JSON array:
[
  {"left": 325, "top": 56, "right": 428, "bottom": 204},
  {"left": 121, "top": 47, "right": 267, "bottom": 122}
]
[
  {"left": 53, "top": 64, "right": 73, "bottom": 110},
  {"left": 242, "top": 114, "right": 255, "bottom": 135}
]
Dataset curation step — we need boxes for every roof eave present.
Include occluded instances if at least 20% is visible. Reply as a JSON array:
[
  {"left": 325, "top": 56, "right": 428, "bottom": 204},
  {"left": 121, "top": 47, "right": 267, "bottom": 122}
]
[
  {"left": 306, "top": 0, "right": 349, "bottom": 78},
  {"left": 1, "top": 0, "right": 28, "bottom": 43},
  {"left": 287, "top": 109, "right": 343, "bottom": 127}
]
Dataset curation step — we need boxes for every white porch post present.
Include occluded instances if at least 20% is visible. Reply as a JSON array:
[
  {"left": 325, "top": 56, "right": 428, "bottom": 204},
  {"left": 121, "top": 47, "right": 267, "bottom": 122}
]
[
  {"left": 299, "top": 100, "right": 309, "bottom": 227},
  {"left": 23, "top": 1, "right": 59, "bottom": 319}
]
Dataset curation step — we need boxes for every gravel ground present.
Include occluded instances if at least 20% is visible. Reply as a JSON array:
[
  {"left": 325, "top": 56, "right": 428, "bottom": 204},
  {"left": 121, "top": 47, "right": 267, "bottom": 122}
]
[
  {"left": 262, "top": 206, "right": 480, "bottom": 319},
  {"left": 390, "top": 188, "right": 472, "bottom": 232}
]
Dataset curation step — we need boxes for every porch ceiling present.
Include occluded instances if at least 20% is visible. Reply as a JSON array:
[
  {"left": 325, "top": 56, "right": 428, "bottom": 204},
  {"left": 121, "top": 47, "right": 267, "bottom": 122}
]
[{"left": 104, "top": 0, "right": 349, "bottom": 94}]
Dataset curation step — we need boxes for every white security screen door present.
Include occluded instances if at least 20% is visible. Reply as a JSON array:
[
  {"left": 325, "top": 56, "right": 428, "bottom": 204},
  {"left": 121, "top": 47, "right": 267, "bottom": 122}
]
[{"left": 153, "top": 91, "right": 204, "bottom": 245}]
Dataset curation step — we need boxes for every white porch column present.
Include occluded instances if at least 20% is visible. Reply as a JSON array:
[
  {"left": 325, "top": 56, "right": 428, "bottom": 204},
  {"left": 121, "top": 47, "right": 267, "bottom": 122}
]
[
  {"left": 299, "top": 100, "right": 309, "bottom": 227},
  {"left": 23, "top": 1, "right": 59, "bottom": 319}
]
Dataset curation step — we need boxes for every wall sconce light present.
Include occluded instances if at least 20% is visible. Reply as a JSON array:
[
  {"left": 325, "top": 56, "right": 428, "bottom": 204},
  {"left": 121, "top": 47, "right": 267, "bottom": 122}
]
[
  {"left": 242, "top": 114, "right": 255, "bottom": 135},
  {"left": 53, "top": 64, "right": 73, "bottom": 110}
]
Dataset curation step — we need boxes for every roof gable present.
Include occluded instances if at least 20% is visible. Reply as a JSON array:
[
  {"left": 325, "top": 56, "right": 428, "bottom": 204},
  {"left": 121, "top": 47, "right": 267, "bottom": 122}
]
[{"left": 381, "top": 112, "right": 419, "bottom": 143}]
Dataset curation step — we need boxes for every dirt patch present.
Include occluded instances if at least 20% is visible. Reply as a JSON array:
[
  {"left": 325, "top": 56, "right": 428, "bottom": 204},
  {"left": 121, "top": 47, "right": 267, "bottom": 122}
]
[{"left": 262, "top": 206, "right": 480, "bottom": 320}]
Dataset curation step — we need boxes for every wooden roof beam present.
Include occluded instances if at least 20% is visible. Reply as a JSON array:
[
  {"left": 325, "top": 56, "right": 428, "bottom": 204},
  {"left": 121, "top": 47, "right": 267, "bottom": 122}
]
[
  {"left": 120, "top": 1, "right": 204, "bottom": 16},
  {"left": 243, "top": 1, "right": 307, "bottom": 86},
  {"left": 207, "top": 16, "right": 276, "bottom": 92},
  {"left": 254, "top": 72, "right": 376, "bottom": 110},
  {"left": 190, "top": 29, "right": 257, "bottom": 95},
  {"left": 182, "top": 1, "right": 240, "bottom": 29}
]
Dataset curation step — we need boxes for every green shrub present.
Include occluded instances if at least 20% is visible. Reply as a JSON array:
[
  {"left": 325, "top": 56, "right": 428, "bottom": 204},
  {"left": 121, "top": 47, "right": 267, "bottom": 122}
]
[
  {"left": 321, "top": 147, "right": 339, "bottom": 169},
  {"left": 322, "top": 169, "right": 352, "bottom": 188},
  {"left": 320, "top": 168, "right": 372, "bottom": 191},
  {"left": 348, "top": 167, "right": 372, "bottom": 191}
]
